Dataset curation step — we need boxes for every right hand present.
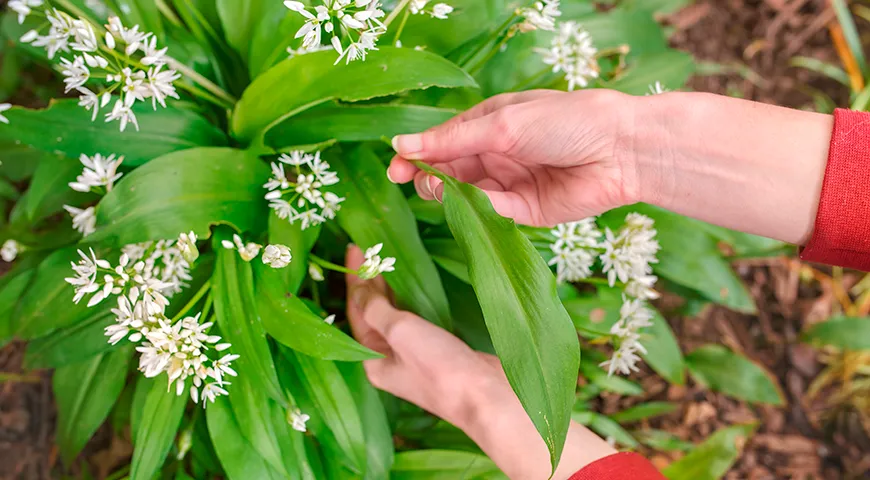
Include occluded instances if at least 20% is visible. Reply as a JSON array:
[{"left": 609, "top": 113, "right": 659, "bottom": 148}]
[{"left": 388, "top": 89, "right": 641, "bottom": 226}]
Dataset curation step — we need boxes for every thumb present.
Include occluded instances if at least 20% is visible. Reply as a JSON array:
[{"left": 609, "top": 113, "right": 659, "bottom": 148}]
[{"left": 392, "top": 112, "right": 511, "bottom": 163}]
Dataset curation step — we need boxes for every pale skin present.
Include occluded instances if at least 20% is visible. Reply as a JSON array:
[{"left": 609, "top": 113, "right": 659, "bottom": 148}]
[{"left": 345, "top": 90, "right": 834, "bottom": 479}]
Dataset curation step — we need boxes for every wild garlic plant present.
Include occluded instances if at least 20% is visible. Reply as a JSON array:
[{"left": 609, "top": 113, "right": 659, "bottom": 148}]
[{"left": 0, "top": 0, "right": 768, "bottom": 477}]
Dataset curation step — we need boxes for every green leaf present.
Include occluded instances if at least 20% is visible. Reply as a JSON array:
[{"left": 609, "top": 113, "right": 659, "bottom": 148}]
[
  {"left": 255, "top": 263, "right": 381, "bottom": 362},
  {"left": 600, "top": 204, "right": 756, "bottom": 313},
  {"left": 231, "top": 47, "right": 477, "bottom": 143},
  {"left": 605, "top": 51, "right": 695, "bottom": 95},
  {"left": 423, "top": 164, "right": 580, "bottom": 472},
  {"left": 338, "top": 362, "right": 395, "bottom": 479},
  {"left": 580, "top": 355, "right": 643, "bottom": 396},
  {"left": 571, "top": 411, "right": 638, "bottom": 448},
  {"left": 268, "top": 212, "right": 320, "bottom": 295},
  {"left": 130, "top": 376, "right": 190, "bottom": 480},
  {"left": 283, "top": 348, "right": 368, "bottom": 472},
  {"left": 213, "top": 230, "right": 284, "bottom": 403},
  {"left": 264, "top": 103, "right": 456, "bottom": 150},
  {"left": 397, "top": 0, "right": 510, "bottom": 55},
  {"left": 25, "top": 312, "right": 117, "bottom": 369},
  {"left": 206, "top": 395, "right": 286, "bottom": 480},
  {"left": 14, "top": 152, "right": 97, "bottom": 224},
  {"left": 0, "top": 267, "right": 36, "bottom": 345},
  {"left": 391, "top": 450, "right": 506, "bottom": 480},
  {"left": 663, "top": 424, "right": 758, "bottom": 480},
  {"left": 610, "top": 402, "right": 678, "bottom": 424},
  {"left": 424, "top": 238, "right": 470, "bottom": 284},
  {"left": 247, "top": 3, "right": 306, "bottom": 78},
  {"left": 114, "top": 0, "right": 164, "bottom": 41},
  {"left": 0, "top": 100, "right": 226, "bottom": 166},
  {"left": 14, "top": 247, "right": 106, "bottom": 340},
  {"left": 802, "top": 316, "right": 870, "bottom": 351},
  {"left": 90, "top": 148, "right": 269, "bottom": 246},
  {"left": 642, "top": 309, "right": 686, "bottom": 385},
  {"left": 635, "top": 429, "right": 694, "bottom": 452},
  {"left": 0, "top": 143, "right": 42, "bottom": 181},
  {"left": 217, "top": 0, "right": 269, "bottom": 62},
  {"left": 54, "top": 346, "right": 133, "bottom": 464},
  {"left": 332, "top": 147, "right": 452, "bottom": 329},
  {"left": 686, "top": 345, "right": 785, "bottom": 406}
]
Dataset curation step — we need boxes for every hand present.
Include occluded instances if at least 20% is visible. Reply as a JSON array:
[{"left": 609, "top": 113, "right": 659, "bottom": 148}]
[
  {"left": 345, "top": 246, "right": 616, "bottom": 479},
  {"left": 387, "top": 89, "right": 638, "bottom": 227}
]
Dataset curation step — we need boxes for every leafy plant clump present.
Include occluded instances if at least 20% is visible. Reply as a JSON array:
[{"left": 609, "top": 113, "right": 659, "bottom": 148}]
[{"left": 0, "top": 0, "right": 786, "bottom": 478}]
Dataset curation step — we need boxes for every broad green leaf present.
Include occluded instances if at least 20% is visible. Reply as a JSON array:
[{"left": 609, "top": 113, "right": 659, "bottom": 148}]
[
  {"left": 442, "top": 269, "right": 496, "bottom": 354},
  {"left": 391, "top": 450, "right": 506, "bottom": 480},
  {"left": 0, "top": 100, "right": 226, "bottom": 166},
  {"left": 425, "top": 238, "right": 470, "bottom": 284},
  {"left": 255, "top": 263, "right": 380, "bottom": 361},
  {"left": 90, "top": 148, "right": 269, "bottom": 246},
  {"left": 206, "top": 395, "right": 286, "bottom": 480},
  {"left": 571, "top": 411, "right": 638, "bottom": 448},
  {"left": 423, "top": 164, "right": 580, "bottom": 471},
  {"left": 264, "top": 103, "right": 456, "bottom": 150},
  {"left": 338, "top": 362, "right": 395, "bottom": 479},
  {"left": 600, "top": 204, "right": 756, "bottom": 313},
  {"left": 635, "top": 429, "right": 694, "bottom": 452},
  {"left": 610, "top": 402, "right": 678, "bottom": 424},
  {"left": 130, "top": 376, "right": 190, "bottom": 480},
  {"left": 663, "top": 424, "right": 758, "bottom": 480},
  {"left": 397, "top": 0, "right": 510, "bottom": 55},
  {"left": 580, "top": 8, "right": 669, "bottom": 55},
  {"left": 25, "top": 312, "right": 116, "bottom": 369},
  {"left": 114, "top": 0, "right": 164, "bottom": 40},
  {"left": 231, "top": 47, "right": 477, "bottom": 143},
  {"left": 213, "top": 231, "right": 284, "bottom": 403},
  {"left": 54, "top": 346, "right": 133, "bottom": 464},
  {"left": 0, "top": 143, "right": 42, "bottom": 181},
  {"left": 580, "top": 355, "right": 643, "bottom": 396},
  {"left": 642, "top": 309, "right": 686, "bottom": 385},
  {"left": 268, "top": 212, "right": 320, "bottom": 295},
  {"left": 333, "top": 147, "right": 452, "bottom": 329},
  {"left": 283, "top": 348, "right": 368, "bottom": 472},
  {"left": 802, "top": 316, "right": 870, "bottom": 351},
  {"left": 605, "top": 51, "right": 695, "bottom": 95},
  {"left": 686, "top": 345, "right": 785, "bottom": 406},
  {"left": 14, "top": 152, "right": 97, "bottom": 224},
  {"left": 217, "top": 0, "right": 269, "bottom": 62},
  {"left": 14, "top": 247, "right": 106, "bottom": 340},
  {"left": 409, "top": 194, "right": 446, "bottom": 225},
  {"left": 247, "top": 1, "right": 305, "bottom": 78}
]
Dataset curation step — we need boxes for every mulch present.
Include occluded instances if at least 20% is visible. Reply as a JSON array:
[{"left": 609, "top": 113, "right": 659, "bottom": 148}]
[{"left": 2, "top": 0, "right": 870, "bottom": 478}]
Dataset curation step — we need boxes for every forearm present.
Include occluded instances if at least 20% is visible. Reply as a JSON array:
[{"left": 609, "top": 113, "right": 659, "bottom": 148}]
[{"left": 624, "top": 92, "right": 832, "bottom": 245}]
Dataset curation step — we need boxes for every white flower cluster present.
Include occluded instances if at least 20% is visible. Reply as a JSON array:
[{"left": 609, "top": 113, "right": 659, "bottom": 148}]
[
  {"left": 357, "top": 243, "right": 396, "bottom": 280},
  {"left": 288, "top": 408, "right": 311, "bottom": 432},
  {"left": 518, "top": 0, "right": 561, "bottom": 32},
  {"left": 221, "top": 234, "right": 262, "bottom": 262},
  {"left": 264, "top": 150, "right": 345, "bottom": 231},
  {"left": 409, "top": 0, "right": 454, "bottom": 19},
  {"left": 20, "top": 10, "right": 180, "bottom": 131},
  {"left": 600, "top": 298, "right": 653, "bottom": 376},
  {"left": 65, "top": 234, "right": 237, "bottom": 406},
  {"left": 548, "top": 218, "right": 601, "bottom": 283},
  {"left": 68, "top": 153, "right": 124, "bottom": 193},
  {"left": 647, "top": 81, "right": 669, "bottom": 95},
  {"left": 1, "top": 239, "right": 20, "bottom": 262},
  {"left": 284, "top": 0, "right": 387, "bottom": 65},
  {"left": 0, "top": 103, "right": 11, "bottom": 125},
  {"left": 600, "top": 213, "right": 660, "bottom": 295},
  {"left": 220, "top": 234, "right": 294, "bottom": 269},
  {"left": 63, "top": 205, "right": 97, "bottom": 237},
  {"left": 536, "top": 21, "right": 598, "bottom": 91}
]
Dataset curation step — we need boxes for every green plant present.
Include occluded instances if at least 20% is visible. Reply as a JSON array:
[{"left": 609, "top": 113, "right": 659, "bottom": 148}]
[{"left": 0, "top": 0, "right": 784, "bottom": 478}]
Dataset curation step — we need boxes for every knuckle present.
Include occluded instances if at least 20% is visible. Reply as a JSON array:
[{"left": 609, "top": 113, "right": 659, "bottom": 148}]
[{"left": 491, "top": 107, "right": 519, "bottom": 152}]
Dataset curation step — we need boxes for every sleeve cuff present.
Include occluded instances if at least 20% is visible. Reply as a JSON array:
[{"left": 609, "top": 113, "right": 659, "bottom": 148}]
[
  {"left": 568, "top": 452, "right": 665, "bottom": 480},
  {"left": 801, "top": 108, "right": 870, "bottom": 271}
]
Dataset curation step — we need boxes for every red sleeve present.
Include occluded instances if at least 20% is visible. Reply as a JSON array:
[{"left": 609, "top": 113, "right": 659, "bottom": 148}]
[
  {"left": 568, "top": 452, "right": 665, "bottom": 480},
  {"left": 800, "top": 108, "right": 870, "bottom": 271}
]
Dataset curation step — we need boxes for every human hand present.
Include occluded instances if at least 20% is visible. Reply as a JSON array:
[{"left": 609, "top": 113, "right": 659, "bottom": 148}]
[
  {"left": 387, "top": 89, "right": 639, "bottom": 227},
  {"left": 345, "top": 245, "right": 616, "bottom": 479}
]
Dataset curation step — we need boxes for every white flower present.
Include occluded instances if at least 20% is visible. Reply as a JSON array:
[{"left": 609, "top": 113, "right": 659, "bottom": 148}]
[
  {"left": 20, "top": 29, "right": 39, "bottom": 43},
  {"left": 1, "top": 239, "right": 20, "bottom": 262},
  {"left": 625, "top": 275, "right": 659, "bottom": 300},
  {"left": 599, "top": 213, "right": 659, "bottom": 287},
  {"left": 60, "top": 56, "right": 89, "bottom": 92},
  {"left": 357, "top": 243, "right": 396, "bottom": 280},
  {"left": 285, "top": 0, "right": 386, "bottom": 65},
  {"left": 140, "top": 36, "right": 168, "bottom": 66},
  {"left": 600, "top": 297, "right": 653, "bottom": 376},
  {"left": 518, "top": 0, "right": 560, "bottom": 32},
  {"left": 69, "top": 153, "right": 124, "bottom": 192},
  {"left": 288, "top": 408, "right": 310, "bottom": 432},
  {"left": 309, "top": 263, "right": 325, "bottom": 281},
  {"left": 145, "top": 65, "right": 181, "bottom": 109},
  {"left": 105, "top": 99, "right": 139, "bottom": 132},
  {"left": 64, "top": 205, "right": 97, "bottom": 236},
  {"left": 269, "top": 198, "right": 298, "bottom": 220},
  {"left": 176, "top": 231, "right": 199, "bottom": 263},
  {"left": 324, "top": 314, "right": 335, "bottom": 325},
  {"left": 278, "top": 150, "right": 310, "bottom": 166},
  {"left": 76, "top": 88, "right": 111, "bottom": 121},
  {"left": 200, "top": 383, "right": 230, "bottom": 406},
  {"left": 409, "top": 0, "right": 428, "bottom": 14},
  {"left": 106, "top": 16, "right": 150, "bottom": 55},
  {"left": 70, "top": 21, "right": 99, "bottom": 52},
  {"left": 535, "top": 21, "right": 598, "bottom": 91},
  {"left": 262, "top": 244, "right": 293, "bottom": 269},
  {"left": 547, "top": 218, "right": 601, "bottom": 284},
  {"left": 431, "top": 3, "right": 453, "bottom": 19},
  {"left": 267, "top": 150, "right": 343, "bottom": 230},
  {"left": 223, "top": 234, "right": 261, "bottom": 262},
  {"left": 264, "top": 162, "right": 291, "bottom": 191},
  {"left": 647, "top": 81, "right": 669, "bottom": 95},
  {"left": 0, "top": 103, "right": 10, "bottom": 125},
  {"left": 8, "top": 0, "right": 42, "bottom": 24},
  {"left": 65, "top": 248, "right": 110, "bottom": 303}
]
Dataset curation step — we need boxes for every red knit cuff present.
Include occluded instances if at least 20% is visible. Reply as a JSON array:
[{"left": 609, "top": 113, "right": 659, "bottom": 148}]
[
  {"left": 801, "top": 108, "right": 870, "bottom": 271},
  {"left": 568, "top": 452, "right": 665, "bottom": 480}
]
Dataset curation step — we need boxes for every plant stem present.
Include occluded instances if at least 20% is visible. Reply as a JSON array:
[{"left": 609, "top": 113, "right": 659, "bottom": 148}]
[
  {"left": 393, "top": 8, "right": 412, "bottom": 43},
  {"left": 385, "top": 0, "right": 412, "bottom": 27},
  {"left": 458, "top": 13, "right": 517, "bottom": 69},
  {"left": 310, "top": 254, "right": 356, "bottom": 274},
  {"left": 54, "top": 0, "right": 98, "bottom": 24},
  {"left": 172, "top": 280, "right": 211, "bottom": 321},
  {"left": 167, "top": 57, "right": 238, "bottom": 105},
  {"left": 467, "top": 32, "right": 512, "bottom": 76},
  {"left": 176, "top": 81, "right": 234, "bottom": 109},
  {"left": 155, "top": 0, "right": 184, "bottom": 27},
  {"left": 104, "top": 465, "right": 132, "bottom": 480},
  {"left": 311, "top": 279, "right": 321, "bottom": 306},
  {"left": 200, "top": 295, "right": 213, "bottom": 323},
  {"left": 510, "top": 66, "right": 552, "bottom": 92}
]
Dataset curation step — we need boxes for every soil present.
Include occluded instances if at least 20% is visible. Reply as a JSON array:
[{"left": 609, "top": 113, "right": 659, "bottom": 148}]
[{"left": 2, "top": 0, "right": 870, "bottom": 478}]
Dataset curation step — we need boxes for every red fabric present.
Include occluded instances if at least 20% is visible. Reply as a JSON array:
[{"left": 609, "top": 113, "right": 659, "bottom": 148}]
[
  {"left": 801, "top": 108, "right": 870, "bottom": 271},
  {"left": 569, "top": 452, "right": 665, "bottom": 480}
]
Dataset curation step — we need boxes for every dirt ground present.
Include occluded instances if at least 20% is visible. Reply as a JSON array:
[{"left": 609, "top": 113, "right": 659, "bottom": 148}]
[{"left": 2, "top": 0, "right": 870, "bottom": 478}]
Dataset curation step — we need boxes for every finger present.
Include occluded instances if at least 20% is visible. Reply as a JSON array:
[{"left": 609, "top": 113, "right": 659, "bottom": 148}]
[
  {"left": 393, "top": 112, "right": 510, "bottom": 163},
  {"left": 387, "top": 155, "right": 417, "bottom": 184},
  {"left": 483, "top": 189, "right": 533, "bottom": 224},
  {"left": 448, "top": 90, "right": 559, "bottom": 125},
  {"left": 414, "top": 170, "right": 435, "bottom": 200},
  {"left": 345, "top": 246, "right": 397, "bottom": 352}
]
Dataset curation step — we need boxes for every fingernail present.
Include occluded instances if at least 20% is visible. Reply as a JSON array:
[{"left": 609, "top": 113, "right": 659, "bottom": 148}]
[
  {"left": 434, "top": 183, "right": 444, "bottom": 203},
  {"left": 386, "top": 167, "right": 396, "bottom": 183},
  {"left": 393, "top": 134, "right": 424, "bottom": 159},
  {"left": 428, "top": 176, "right": 443, "bottom": 202}
]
